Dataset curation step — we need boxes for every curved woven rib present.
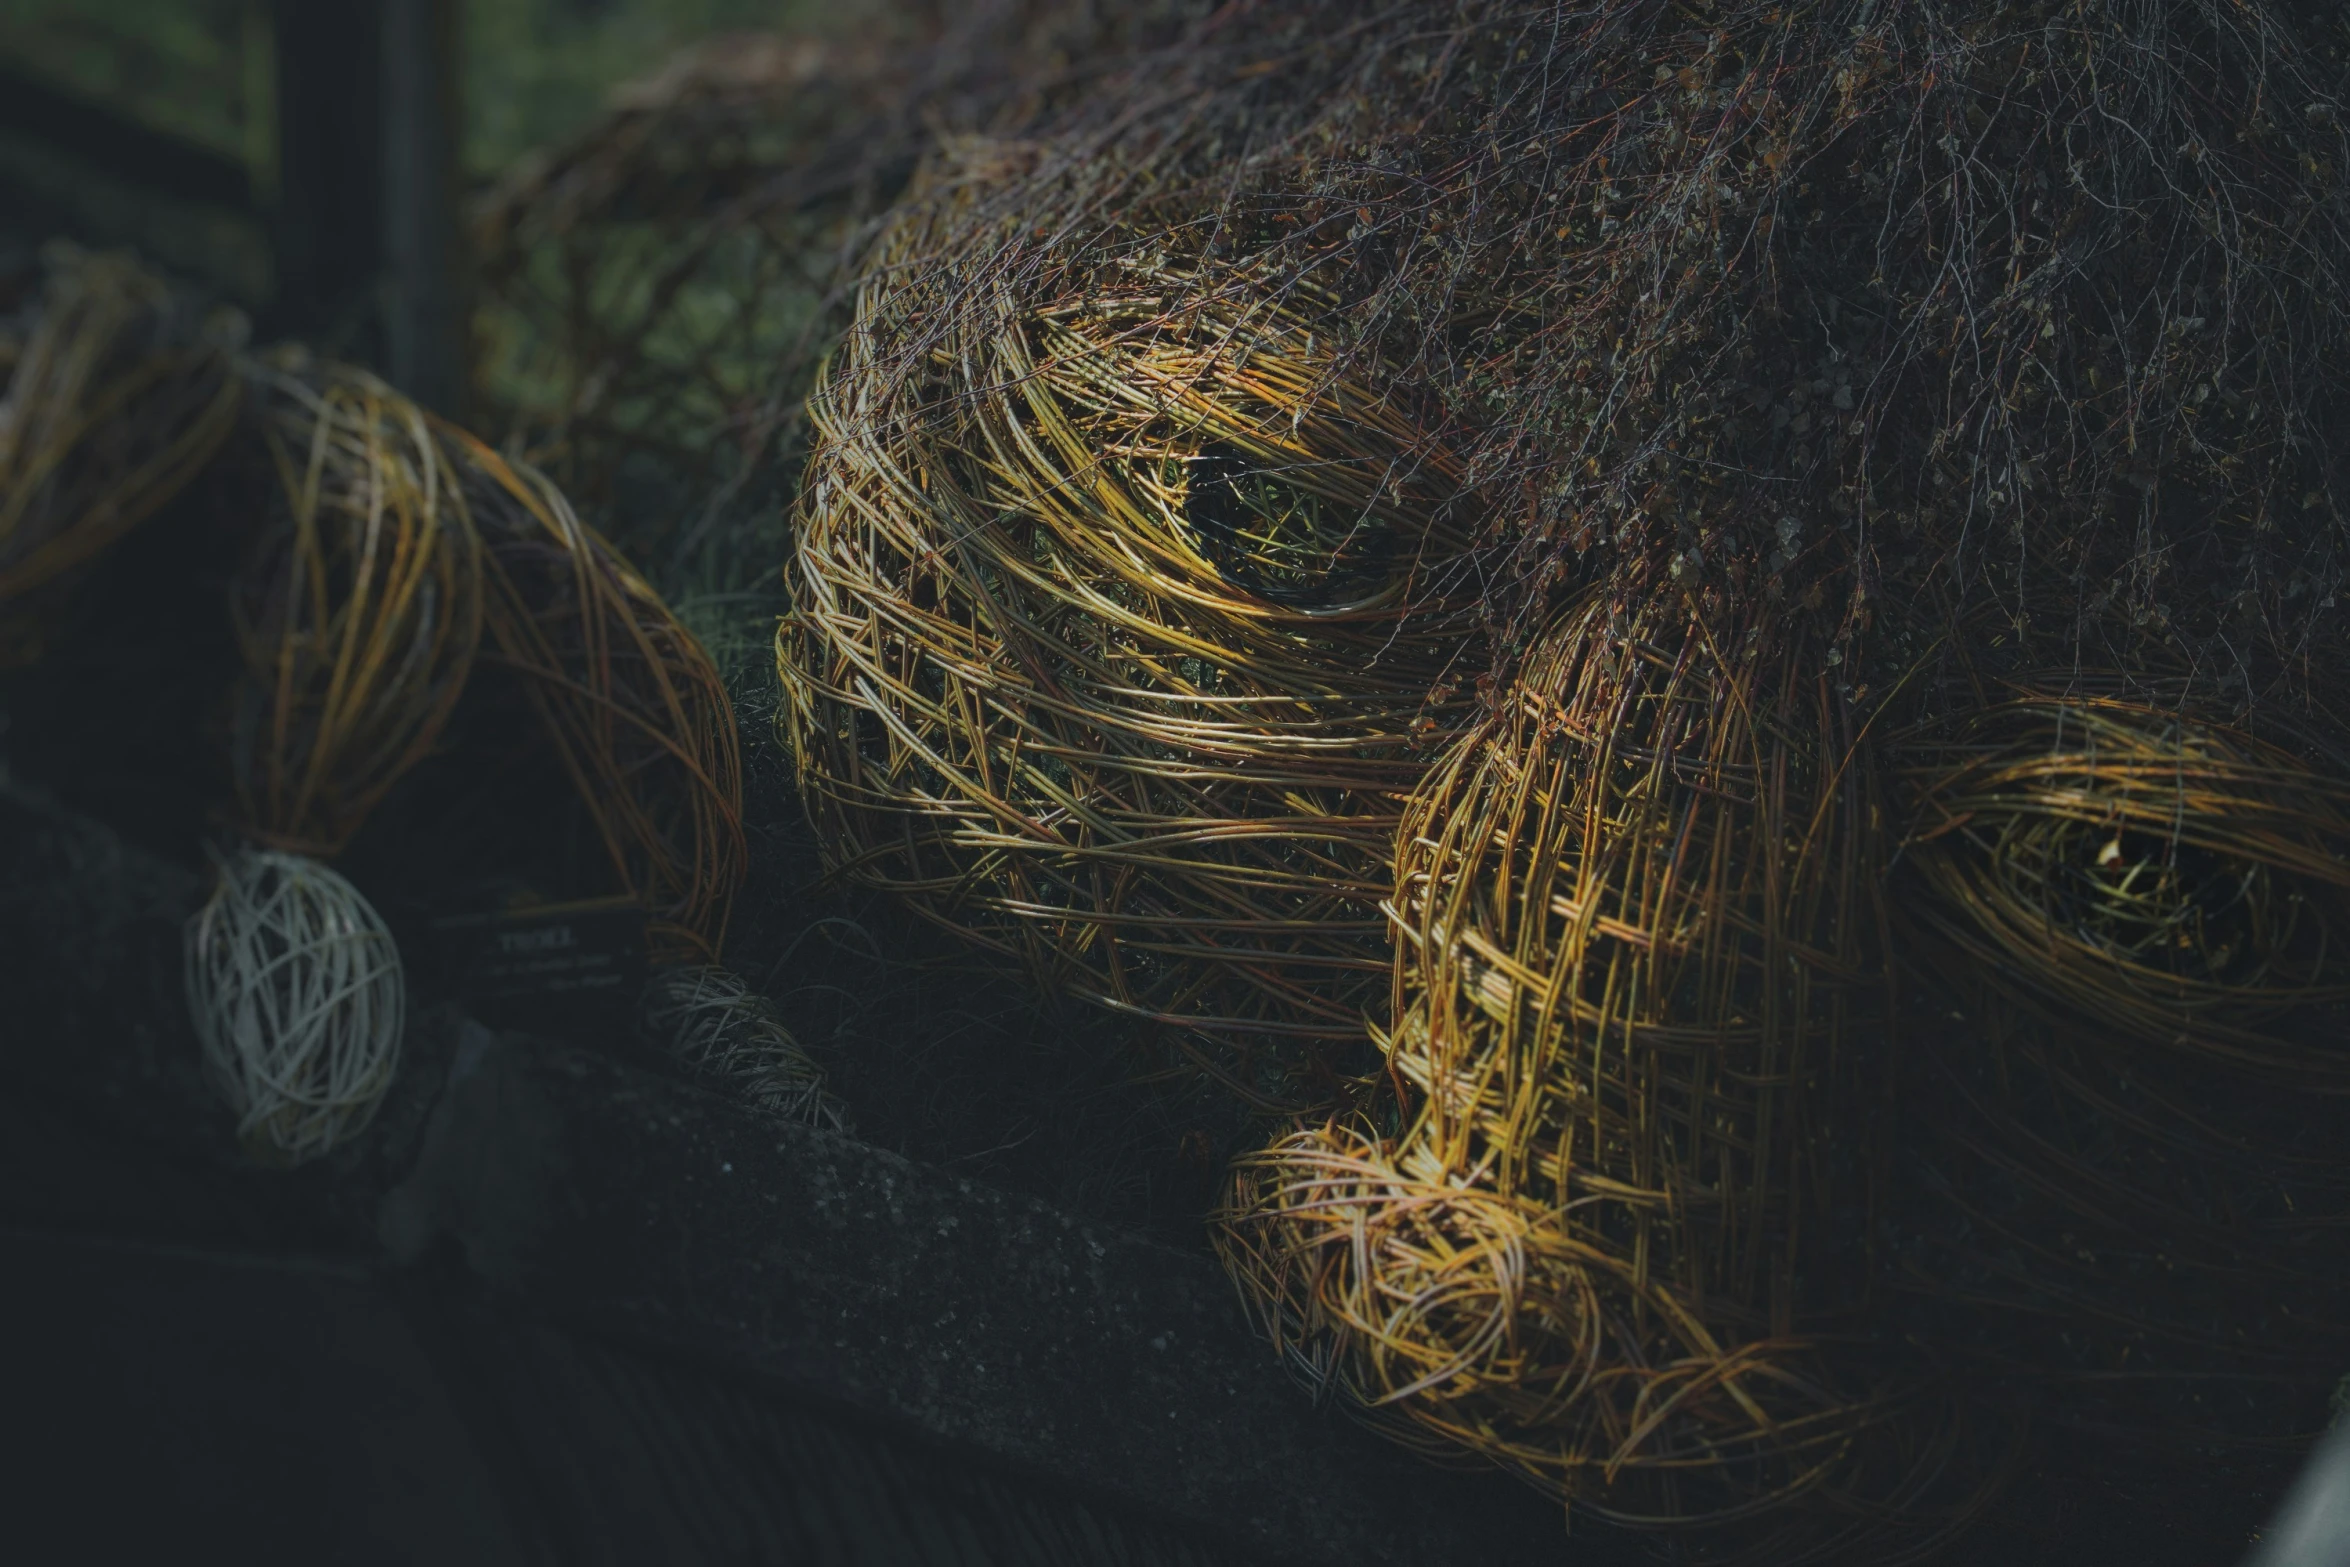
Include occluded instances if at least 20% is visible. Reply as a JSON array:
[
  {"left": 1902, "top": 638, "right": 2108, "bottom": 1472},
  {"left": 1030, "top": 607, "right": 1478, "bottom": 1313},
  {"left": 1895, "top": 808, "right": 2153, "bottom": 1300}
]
[
  {"left": 446, "top": 428, "right": 747, "bottom": 963},
  {"left": 782, "top": 208, "right": 1482, "bottom": 1103},
  {"left": 227, "top": 356, "right": 484, "bottom": 856}
]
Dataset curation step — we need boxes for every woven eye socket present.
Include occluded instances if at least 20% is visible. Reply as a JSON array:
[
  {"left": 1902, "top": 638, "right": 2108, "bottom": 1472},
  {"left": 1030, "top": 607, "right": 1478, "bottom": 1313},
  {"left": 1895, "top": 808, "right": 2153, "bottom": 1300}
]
[
  {"left": 781, "top": 238, "right": 1483, "bottom": 1100},
  {"left": 1994, "top": 814, "right": 2287, "bottom": 986},
  {"left": 1177, "top": 439, "right": 1398, "bottom": 608},
  {"left": 1902, "top": 697, "right": 2350, "bottom": 1072}
]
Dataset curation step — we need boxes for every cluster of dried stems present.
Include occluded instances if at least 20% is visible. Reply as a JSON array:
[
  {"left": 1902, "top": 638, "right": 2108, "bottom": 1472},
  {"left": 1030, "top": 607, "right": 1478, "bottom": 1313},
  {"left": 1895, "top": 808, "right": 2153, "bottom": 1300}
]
[{"left": 641, "top": 964, "right": 847, "bottom": 1131}]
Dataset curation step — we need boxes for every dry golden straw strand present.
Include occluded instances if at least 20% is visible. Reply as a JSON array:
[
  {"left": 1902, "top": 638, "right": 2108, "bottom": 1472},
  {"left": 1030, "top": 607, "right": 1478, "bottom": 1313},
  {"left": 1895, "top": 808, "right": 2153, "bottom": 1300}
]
[
  {"left": 1218, "top": 592, "right": 1976, "bottom": 1556},
  {"left": 445, "top": 428, "right": 746, "bottom": 964},
  {"left": 0, "top": 244, "right": 242, "bottom": 662},
  {"left": 185, "top": 845, "right": 405, "bottom": 1165},
  {"left": 226, "top": 356, "right": 485, "bottom": 856},
  {"left": 781, "top": 219, "right": 1482, "bottom": 1104},
  {"left": 1900, "top": 695, "right": 2350, "bottom": 1088},
  {"left": 641, "top": 964, "right": 848, "bottom": 1131}
]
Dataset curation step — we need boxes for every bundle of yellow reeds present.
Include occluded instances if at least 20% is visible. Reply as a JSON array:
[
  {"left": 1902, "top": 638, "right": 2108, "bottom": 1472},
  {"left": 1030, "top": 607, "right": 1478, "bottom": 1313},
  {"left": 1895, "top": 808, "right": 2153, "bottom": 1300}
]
[
  {"left": 225, "top": 356, "right": 483, "bottom": 855},
  {"left": 780, "top": 210, "right": 1482, "bottom": 1104},
  {"left": 449, "top": 429, "right": 746, "bottom": 963},
  {"left": 1219, "top": 592, "right": 1982, "bottom": 1561},
  {"left": 0, "top": 245, "right": 241, "bottom": 665}
]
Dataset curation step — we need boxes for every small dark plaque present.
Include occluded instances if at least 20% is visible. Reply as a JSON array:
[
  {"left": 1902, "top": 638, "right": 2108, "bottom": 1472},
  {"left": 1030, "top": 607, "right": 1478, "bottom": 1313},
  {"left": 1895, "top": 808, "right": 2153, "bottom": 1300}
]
[{"left": 431, "top": 894, "right": 647, "bottom": 1008}]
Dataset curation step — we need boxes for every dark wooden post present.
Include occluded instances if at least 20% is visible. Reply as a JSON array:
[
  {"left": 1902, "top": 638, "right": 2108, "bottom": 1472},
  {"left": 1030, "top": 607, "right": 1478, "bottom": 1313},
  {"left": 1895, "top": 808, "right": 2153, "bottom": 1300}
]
[
  {"left": 381, "top": 0, "right": 468, "bottom": 416},
  {"left": 269, "top": 0, "right": 387, "bottom": 357}
]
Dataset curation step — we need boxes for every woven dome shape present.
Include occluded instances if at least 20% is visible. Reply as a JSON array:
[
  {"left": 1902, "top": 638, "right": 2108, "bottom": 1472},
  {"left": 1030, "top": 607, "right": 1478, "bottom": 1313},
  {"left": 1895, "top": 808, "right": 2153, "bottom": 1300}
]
[
  {"left": 782, "top": 208, "right": 1482, "bottom": 1102},
  {"left": 1219, "top": 592, "right": 1976, "bottom": 1556},
  {"left": 186, "top": 846, "right": 405, "bottom": 1165}
]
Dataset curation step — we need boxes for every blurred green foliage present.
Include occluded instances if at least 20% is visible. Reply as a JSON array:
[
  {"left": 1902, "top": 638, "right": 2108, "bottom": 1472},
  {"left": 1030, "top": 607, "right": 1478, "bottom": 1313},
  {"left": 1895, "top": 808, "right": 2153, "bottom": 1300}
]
[
  {"left": 0, "top": 0, "right": 263, "bottom": 165},
  {"left": 0, "top": 1, "right": 842, "bottom": 182},
  {"left": 463, "top": 0, "right": 827, "bottom": 176}
]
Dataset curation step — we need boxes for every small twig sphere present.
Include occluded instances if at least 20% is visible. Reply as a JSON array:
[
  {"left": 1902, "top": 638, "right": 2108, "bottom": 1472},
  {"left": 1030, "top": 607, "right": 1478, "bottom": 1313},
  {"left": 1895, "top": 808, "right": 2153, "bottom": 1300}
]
[{"left": 185, "top": 845, "right": 405, "bottom": 1164}]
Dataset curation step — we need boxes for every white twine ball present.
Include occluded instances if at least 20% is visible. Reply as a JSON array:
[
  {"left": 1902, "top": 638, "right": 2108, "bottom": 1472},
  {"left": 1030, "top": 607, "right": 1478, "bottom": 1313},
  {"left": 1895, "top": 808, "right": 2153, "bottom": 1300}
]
[
  {"left": 185, "top": 846, "right": 405, "bottom": 1164},
  {"left": 642, "top": 965, "right": 845, "bottom": 1131}
]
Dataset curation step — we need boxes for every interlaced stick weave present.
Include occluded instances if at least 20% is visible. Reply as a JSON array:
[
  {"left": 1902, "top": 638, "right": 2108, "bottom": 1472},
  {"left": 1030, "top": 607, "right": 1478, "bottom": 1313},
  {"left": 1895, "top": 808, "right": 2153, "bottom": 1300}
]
[
  {"left": 1219, "top": 592, "right": 1976, "bottom": 1559},
  {"left": 782, "top": 210, "right": 1481, "bottom": 1103}
]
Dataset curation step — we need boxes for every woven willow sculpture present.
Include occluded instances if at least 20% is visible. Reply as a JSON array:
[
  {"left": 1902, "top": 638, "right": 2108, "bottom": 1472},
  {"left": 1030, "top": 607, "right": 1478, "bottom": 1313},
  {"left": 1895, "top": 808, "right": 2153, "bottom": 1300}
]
[
  {"left": 1892, "top": 695, "right": 2350, "bottom": 1464},
  {"left": 782, "top": 218, "right": 1480, "bottom": 1102},
  {"left": 450, "top": 429, "right": 747, "bottom": 963},
  {"left": 227, "top": 357, "right": 484, "bottom": 856},
  {"left": 0, "top": 246, "right": 241, "bottom": 664},
  {"left": 1218, "top": 593, "right": 1972, "bottom": 1556}
]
